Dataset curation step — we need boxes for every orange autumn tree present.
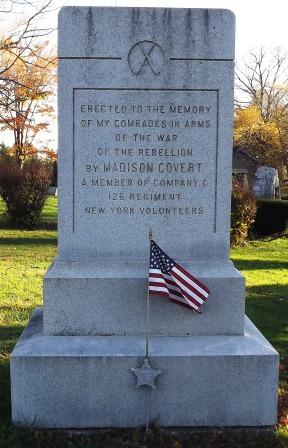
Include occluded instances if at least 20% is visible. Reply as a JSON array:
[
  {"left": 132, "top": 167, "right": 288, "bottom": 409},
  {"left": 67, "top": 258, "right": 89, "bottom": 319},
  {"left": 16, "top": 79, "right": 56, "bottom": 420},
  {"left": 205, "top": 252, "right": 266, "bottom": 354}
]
[
  {"left": 0, "top": 39, "right": 56, "bottom": 163},
  {"left": 234, "top": 104, "right": 288, "bottom": 179},
  {"left": 234, "top": 105, "right": 283, "bottom": 167}
]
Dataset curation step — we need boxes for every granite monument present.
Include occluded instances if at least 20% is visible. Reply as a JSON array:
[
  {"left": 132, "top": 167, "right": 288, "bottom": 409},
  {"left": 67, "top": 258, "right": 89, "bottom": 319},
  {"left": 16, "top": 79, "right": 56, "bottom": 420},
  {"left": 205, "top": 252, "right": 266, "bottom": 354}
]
[{"left": 11, "top": 7, "right": 279, "bottom": 428}]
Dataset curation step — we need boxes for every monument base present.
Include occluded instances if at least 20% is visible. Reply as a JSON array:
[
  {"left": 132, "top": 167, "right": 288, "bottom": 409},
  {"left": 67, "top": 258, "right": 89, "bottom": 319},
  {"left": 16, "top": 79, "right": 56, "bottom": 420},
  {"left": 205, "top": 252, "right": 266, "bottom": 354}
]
[{"left": 11, "top": 308, "right": 279, "bottom": 428}]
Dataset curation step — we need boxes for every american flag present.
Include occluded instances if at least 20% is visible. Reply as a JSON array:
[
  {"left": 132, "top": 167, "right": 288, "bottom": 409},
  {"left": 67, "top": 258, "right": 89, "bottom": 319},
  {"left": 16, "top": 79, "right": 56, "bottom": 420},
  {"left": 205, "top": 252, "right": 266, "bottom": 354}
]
[{"left": 149, "top": 240, "right": 210, "bottom": 312}]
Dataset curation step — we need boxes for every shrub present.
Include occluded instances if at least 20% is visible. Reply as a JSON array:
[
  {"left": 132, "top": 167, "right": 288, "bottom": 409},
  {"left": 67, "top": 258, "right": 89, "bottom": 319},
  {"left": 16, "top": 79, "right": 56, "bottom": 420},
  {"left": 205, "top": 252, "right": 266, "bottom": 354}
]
[
  {"left": 252, "top": 199, "right": 288, "bottom": 236},
  {"left": 0, "top": 156, "right": 52, "bottom": 228},
  {"left": 230, "top": 180, "right": 256, "bottom": 246}
]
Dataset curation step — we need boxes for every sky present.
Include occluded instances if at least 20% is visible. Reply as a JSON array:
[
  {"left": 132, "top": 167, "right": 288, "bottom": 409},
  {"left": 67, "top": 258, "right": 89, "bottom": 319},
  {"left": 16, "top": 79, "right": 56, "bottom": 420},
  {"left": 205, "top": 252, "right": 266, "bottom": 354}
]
[
  {"left": 1, "top": 0, "right": 288, "bottom": 150},
  {"left": 55, "top": 0, "right": 288, "bottom": 61}
]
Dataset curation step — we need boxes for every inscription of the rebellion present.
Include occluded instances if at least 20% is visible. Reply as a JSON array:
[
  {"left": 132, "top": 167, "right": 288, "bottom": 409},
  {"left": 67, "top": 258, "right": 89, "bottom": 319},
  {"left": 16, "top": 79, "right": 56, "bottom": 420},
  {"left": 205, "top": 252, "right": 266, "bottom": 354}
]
[{"left": 74, "top": 90, "right": 218, "bottom": 231}]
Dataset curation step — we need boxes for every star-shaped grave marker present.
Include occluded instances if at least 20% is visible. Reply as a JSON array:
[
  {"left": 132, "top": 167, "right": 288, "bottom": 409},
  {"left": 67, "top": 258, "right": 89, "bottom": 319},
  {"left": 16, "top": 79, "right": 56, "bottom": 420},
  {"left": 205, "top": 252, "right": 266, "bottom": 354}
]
[{"left": 131, "top": 358, "right": 161, "bottom": 389}]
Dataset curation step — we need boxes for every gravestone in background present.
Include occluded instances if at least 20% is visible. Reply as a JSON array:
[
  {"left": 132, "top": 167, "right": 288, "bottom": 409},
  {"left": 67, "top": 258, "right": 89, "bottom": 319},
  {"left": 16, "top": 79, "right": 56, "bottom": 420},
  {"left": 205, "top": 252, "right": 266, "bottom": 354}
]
[
  {"left": 10, "top": 7, "right": 279, "bottom": 428},
  {"left": 254, "top": 166, "right": 280, "bottom": 199}
]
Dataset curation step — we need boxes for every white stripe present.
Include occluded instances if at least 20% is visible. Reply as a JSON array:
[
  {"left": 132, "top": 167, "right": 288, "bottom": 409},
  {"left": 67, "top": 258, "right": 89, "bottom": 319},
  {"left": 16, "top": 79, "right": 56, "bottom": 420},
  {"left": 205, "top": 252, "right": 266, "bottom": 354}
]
[
  {"left": 149, "top": 268, "right": 172, "bottom": 281},
  {"left": 149, "top": 276, "right": 166, "bottom": 285},
  {"left": 172, "top": 275, "right": 204, "bottom": 305},
  {"left": 149, "top": 281, "right": 184, "bottom": 297},
  {"left": 149, "top": 277, "right": 182, "bottom": 294},
  {"left": 149, "top": 275, "right": 183, "bottom": 295},
  {"left": 150, "top": 281, "right": 198, "bottom": 311},
  {"left": 149, "top": 277, "right": 196, "bottom": 302},
  {"left": 149, "top": 268, "right": 163, "bottom": 274},
  {"left": 172, "top": 267, "right": 209, "bottom": 298},
  {"left": 149, "top": 286, "right": 169, "bottom": 294}
]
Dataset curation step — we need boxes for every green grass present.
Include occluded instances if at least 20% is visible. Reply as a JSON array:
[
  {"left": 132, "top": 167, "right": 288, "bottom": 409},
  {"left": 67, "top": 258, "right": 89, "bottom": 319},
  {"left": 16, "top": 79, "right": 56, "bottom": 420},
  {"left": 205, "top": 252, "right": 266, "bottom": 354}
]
[
  {"left": 232, "top": 238, "right": 288, "bottom": 355},
  {"left": 0, "top": 197, "right": 287, "bottom": 447}
]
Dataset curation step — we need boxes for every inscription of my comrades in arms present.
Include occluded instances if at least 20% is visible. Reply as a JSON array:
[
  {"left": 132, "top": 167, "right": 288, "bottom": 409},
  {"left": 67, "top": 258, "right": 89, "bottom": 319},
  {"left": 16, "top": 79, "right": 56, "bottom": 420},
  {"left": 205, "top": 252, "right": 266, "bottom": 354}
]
[{"left": 73, "top": 89, "right": 218, "bottom": 233}]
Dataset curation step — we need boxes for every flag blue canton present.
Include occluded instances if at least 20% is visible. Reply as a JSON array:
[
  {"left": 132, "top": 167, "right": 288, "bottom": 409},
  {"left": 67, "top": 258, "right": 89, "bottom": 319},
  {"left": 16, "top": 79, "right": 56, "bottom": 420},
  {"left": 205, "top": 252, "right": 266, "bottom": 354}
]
[{"left": 150, "top": 241, "right": 175, "bottom": 274}]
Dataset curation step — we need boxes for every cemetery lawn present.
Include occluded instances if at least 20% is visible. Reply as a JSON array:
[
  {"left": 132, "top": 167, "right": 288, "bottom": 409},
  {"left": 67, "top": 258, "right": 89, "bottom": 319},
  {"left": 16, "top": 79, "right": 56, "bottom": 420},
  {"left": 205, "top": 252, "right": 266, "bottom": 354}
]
[{"left": 0, "top": 196, "right": 287, "bottom": 447}]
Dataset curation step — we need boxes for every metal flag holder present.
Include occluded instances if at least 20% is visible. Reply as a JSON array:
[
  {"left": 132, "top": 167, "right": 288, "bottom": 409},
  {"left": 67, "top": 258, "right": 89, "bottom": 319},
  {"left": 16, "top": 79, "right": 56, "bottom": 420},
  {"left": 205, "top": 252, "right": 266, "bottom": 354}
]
[{"left": 131, "top": 227, "right": 161, "bottom": 434}]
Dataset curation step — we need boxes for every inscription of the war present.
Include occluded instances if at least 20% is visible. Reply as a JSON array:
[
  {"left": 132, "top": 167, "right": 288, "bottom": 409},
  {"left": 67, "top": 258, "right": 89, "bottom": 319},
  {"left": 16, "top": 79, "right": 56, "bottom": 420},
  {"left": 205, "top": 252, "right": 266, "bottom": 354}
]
[{"left": 73, "top": 89, "right": 218, "bottom": 232}]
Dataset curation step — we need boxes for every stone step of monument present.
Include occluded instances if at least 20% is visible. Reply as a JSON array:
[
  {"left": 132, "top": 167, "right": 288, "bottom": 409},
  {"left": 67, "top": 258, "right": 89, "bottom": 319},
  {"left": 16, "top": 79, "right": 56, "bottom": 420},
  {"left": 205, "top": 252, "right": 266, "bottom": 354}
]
[{"left": 43, "top": 258, "right": 245, "bottom": 337}]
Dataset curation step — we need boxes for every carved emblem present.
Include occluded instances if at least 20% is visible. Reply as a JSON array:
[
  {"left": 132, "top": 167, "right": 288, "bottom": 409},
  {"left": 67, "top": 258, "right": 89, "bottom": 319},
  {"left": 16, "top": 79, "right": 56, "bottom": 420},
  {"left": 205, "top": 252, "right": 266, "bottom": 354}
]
[{"left": 128, "top": 41, "right": 165, "bottom": 75}]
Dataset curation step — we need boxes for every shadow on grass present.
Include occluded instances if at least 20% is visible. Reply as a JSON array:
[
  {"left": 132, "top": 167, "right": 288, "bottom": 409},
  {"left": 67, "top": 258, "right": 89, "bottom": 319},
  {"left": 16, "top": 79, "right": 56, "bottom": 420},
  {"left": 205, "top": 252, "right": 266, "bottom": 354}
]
[
  {"left": 0, "top": 355, "right": 12, "bottom": 425},
  {"left": 0, "top": 325, "right": 25, "bottom": 340},
  {"left": 0, "top": 237, "right": 57, "bottom": 246},
  {"left": 0, "top": 221, "right": 57, "bottom": 231},
  {"left": 0, "top": 422, "right": 286, "bottom": 448},
  {"left": 246, "top": 286, "right": 288, "bottom": 354},
  {"left": 247, "top": 284, "right": 288, "bottom": 298},
  {"left": 232, "top": 259, "right": 288, "bottom": 271}
]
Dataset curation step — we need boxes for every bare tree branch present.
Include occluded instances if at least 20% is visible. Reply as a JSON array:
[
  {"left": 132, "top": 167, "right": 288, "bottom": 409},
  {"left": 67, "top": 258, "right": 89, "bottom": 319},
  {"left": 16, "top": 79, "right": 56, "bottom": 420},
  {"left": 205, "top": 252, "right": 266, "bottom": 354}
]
[
  {"left": 235, "top": 47, "right": 288, "bottom": 121},
  {"left": 0, "top": 0, "right": 55, "bottom": 79}
]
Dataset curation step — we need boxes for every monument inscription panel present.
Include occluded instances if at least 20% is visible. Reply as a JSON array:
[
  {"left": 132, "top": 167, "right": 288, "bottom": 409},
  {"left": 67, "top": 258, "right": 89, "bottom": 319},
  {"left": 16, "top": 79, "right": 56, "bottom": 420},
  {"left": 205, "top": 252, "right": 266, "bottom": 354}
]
[{"left": 74, "top": 89, "right": 218, "bottom": 233}]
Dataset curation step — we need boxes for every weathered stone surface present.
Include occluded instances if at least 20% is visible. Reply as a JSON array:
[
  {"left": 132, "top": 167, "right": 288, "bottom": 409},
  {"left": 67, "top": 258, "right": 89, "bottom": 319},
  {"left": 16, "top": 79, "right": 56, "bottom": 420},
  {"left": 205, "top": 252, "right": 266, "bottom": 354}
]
[
  {"left": 43, "top": 259, "right": 245, "bottom": 336},
  {"left": 58, "top": 7, "right": 235, "bottom": 60},
  {"left": 43, "top": 6, "right": 244, "bottom": 336},
  {"left": 57, "top": 7, "right": 235, "bottom": 262},
  {"left": 11, "top": 309, "right": 279, "bottom": 427}
]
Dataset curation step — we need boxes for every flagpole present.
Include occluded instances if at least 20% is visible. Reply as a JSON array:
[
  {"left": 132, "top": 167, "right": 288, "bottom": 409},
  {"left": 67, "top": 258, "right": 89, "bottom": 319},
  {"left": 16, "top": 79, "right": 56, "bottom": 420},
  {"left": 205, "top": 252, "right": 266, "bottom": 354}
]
[
  {"left": 144, "top": 226, "right": 152, "bottom": 436},
  {"left": 146, "top": 226, "right": 152, "bottom": 358}
]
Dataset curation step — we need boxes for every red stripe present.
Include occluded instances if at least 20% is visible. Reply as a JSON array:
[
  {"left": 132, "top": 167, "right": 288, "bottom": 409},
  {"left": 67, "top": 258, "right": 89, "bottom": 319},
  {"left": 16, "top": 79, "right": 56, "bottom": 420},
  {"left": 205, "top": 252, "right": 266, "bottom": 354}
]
[
  {"left": 150, "top": 290, "right": 169, "bottom": 298},
  {"left": 172, "top": 270, "right": 207, "bottom": 302},
  {"left": 171, "top": 277, "right": 203, "bottom": 309},
  {"left": 149, "top": 275, "right": 179, "bottom": 289},
  {"left": 149, "top": 272, "right": 173, "bottom": 283},
  {"left": 149, "top": 267, "right": 206, "bottom": 311},
  {"left": 174, "top": 264, "right": 210, "bottom": 294},
  {"left": 150, "top": 271, "right": 185, "bottom": 290},
  {"left": 150, "top": 269, "right": 207, "bottom": 302},
  {"left": 180, "top": 288, "right": 202, "bottom": 310},
  {"left": 149, "top": 281, "right": 167, "bottom": 288},
  {"left": 150, "top": 284, "right": 202, "bottom": 311},
  {"left": 149, "top": 281, "right": 183, "bottom": 298},
  {"left": 150, "top": 275, "right": 179, "bottom": 289},
  {"left": 166, "top": 277, "right": 178, "bottom": 287},
  {"left": 149, "top": 272, "right": 179, "bottom": 289}
]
